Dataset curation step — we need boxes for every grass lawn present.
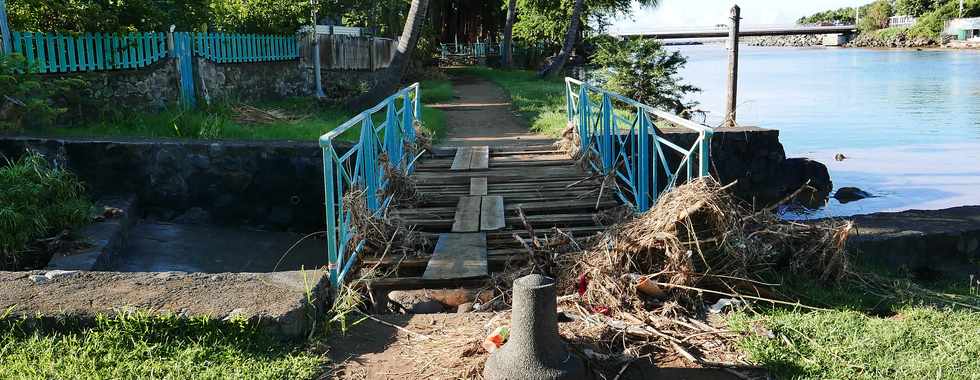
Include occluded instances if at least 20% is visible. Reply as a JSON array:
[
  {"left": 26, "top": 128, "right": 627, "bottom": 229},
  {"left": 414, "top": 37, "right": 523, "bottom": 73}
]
[
  {"left": 0, "top": 313, "right": 327, "bottom": 379},
  {"left": 728, "top": 276, "right": 980, "bottom": 379},
  {"left": 449, "top": 67, "right": 568, "bottom": 137},
  {"left": 35, "top": 79, "right": 451, "bottom": 143}
]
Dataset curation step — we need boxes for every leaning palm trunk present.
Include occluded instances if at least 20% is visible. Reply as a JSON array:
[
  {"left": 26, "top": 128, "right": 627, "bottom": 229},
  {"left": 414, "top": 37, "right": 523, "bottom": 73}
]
[
  {"left": 349, "top": 0, "right": 430, "bottom": 110},
  {"left": 538, "top": 0, "right": 584, "bottom": 77},
  {"left": 501, "top": 0, "right": 517, "bottom": 68}
]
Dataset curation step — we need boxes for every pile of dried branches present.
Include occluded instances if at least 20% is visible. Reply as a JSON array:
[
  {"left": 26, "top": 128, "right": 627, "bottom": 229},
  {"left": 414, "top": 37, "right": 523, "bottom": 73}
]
[
  {"left": 509, "top": 177, "right": 857, "bottom": 370},
  {"left": 378, "top": 153, "right": 423, "bottom": 208},
  {"left": 342, "top": 187, "right": 429, "bottom": 258}
]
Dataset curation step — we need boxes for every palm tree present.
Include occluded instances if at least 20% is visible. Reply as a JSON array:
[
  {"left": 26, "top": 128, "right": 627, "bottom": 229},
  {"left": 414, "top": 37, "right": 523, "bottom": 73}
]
[
  {"left": 501, "top": 0, "right": 518, "bottom": 68},
  {"left": 349, "top": 0, "right": 431, "bottom": 110},
  {"left": 539, "top": 0, "right": 661, "bottom": 78}
]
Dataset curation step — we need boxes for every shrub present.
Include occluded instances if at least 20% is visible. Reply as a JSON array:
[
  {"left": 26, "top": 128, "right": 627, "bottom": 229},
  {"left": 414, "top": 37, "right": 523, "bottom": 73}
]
[
  {"left": 0, "top": 151, "right": 92, "bottom": 270},
  {"left": 909, "top": 0, "right": 980, "bottom": 39},
  {"left": 590, "top": 37, "right": 700, "bottom": 117},
  {"left": 0, "top": 54, "right": 89, "bottom": 131}
]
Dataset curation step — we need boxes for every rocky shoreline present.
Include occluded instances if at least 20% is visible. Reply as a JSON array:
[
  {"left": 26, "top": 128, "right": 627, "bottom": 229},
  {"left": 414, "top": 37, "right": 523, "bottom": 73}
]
[{"left": 846, "top": 31, "right": 941, "bottom": 48}]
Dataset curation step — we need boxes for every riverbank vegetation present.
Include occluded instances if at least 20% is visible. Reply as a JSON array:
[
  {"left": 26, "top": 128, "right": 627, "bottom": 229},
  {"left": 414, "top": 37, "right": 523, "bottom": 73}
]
[
  {"left": 731, "top": 278, "right": 980, "bottom": 379},
  {"left": 801, "top": 0, "right": 980, "bottom": 46},
  {"left": 28, "top": 79, "right": 450, "bottom": 142},
  {"left": 0, "top": 152, "right": 92, "bottom": 270}
]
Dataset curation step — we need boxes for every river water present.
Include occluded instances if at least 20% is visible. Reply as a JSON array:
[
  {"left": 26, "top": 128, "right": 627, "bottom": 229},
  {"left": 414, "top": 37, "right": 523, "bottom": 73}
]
[{"left": 670, "top": 45, "right": 980, "bottom": 217}]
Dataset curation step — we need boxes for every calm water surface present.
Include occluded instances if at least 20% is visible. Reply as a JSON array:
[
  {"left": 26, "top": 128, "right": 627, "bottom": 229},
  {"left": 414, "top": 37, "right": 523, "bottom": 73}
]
[{"left": 671, "top": 45, "right": 980, "bottom": 217}]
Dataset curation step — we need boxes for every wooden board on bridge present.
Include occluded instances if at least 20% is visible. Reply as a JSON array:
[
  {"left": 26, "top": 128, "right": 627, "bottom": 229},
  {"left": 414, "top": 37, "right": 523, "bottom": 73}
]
[
  {"left": 449, "top": 146, "right": 490, "bottom": 171},
  {"left": 422, "top": 232, "right": 488, "bottom": 280}
]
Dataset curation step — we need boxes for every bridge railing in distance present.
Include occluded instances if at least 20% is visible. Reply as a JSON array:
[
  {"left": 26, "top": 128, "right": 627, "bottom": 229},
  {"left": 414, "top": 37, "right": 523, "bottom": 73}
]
[
  {"left": 319, "top": 83, "right": 423, "bottom": 289},
  {"left": 565, "top": 77, "right": 713, "bottom": 213}
]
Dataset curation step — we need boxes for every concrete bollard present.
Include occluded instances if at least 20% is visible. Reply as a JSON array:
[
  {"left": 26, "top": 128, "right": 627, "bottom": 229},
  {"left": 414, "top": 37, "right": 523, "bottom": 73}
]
[{"left": 483, "top": 274, "right": 589, "bottom": 380}]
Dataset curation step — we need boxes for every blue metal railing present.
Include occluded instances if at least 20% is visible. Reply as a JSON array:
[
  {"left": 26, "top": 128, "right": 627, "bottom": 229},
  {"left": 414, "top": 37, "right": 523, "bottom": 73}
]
[
  {"left": 565, "top": 77, "right": 714, "bottom": 212},
  {"left": 320, "top": 83, "right": 422, "bottom": 289},
  {"left": 320, "top": 83, "right": 423, "bottom": 289}
]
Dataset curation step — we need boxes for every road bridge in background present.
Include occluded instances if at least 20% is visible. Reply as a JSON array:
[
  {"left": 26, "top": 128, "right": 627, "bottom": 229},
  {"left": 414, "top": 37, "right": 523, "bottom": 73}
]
[{"left": 617, "top": 24, "right": 857, "bottom": 40}]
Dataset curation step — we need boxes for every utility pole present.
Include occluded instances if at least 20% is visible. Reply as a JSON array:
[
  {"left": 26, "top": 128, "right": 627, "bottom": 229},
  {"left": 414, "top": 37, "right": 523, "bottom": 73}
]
[
  {"left": 725, "top": 5, "right": 740, "bottom": 128},
  {"left": 0, "top": 0, "right": 12, "bottom": 54},
  {"left": 310, "top": 0, "right": 325, "bottom": 99}
]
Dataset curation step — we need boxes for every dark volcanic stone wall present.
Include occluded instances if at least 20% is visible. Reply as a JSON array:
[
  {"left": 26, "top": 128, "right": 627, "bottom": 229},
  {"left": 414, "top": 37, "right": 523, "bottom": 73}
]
[
  {"left": 0, "top": 127, "right": 828, "bottom": 231},
  {"left": 0, "top": 137, "right": 343, "bottom": 232}
]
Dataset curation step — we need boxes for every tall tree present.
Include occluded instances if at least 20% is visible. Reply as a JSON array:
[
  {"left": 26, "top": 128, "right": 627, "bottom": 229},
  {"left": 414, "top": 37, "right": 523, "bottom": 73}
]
[
  {"left": 537, "top": 0, "right": 659, "bottom": 77},
  {"left": 501, "top": 0, "right": 517, "bottom": 68},
  {"left": 348, "top": 0, "right": 430, "bottom": 110},
  {"left": 537, "top": 0, "right": 584, "bottom": 77}
]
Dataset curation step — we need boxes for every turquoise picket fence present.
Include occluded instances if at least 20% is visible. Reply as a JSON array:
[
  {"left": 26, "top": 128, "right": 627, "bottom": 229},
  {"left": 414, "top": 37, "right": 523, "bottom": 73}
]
[
  {"left": 9, "top": 32, "right": 167, "bottom": 73},
  {"left": 192, "top": 33, "right": 299, "bottom": 63}
]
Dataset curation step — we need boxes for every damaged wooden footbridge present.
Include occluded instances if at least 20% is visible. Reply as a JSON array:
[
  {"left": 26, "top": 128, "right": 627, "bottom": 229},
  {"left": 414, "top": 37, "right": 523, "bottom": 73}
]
[{"left": 318, "top": 78, "right": 714, "bottom": 301}]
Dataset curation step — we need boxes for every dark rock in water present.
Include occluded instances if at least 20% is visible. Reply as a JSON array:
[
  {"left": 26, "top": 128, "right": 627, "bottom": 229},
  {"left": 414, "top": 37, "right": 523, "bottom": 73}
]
[
  {"left": 779, "top": 158, "right": 834, "bottom": 208},
  {"left": 834, "top": 187, "right": 874, "bottom": 203},
  {"left": 835, "top": 153, "right": 847, "bottom": 161}
]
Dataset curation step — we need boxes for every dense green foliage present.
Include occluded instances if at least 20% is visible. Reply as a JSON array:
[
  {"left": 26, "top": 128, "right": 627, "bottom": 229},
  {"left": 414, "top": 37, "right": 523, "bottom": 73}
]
[
  {"left": 41, "top": 80, "right": 450, "bottom": 142},
  {"left": 451, "top": 67, "right": 567, "bottom": 137},
  {"left": 895, "top": 0, "right": 932, "bottom": 17},
  {"left": 859, "top": 0, "right": 894, "bottom": 32},
  {"left": 0, "top": 54, "right": 89, "bottom": 131},
  {"left": 0, "top": 152, "right": 92, "bottom": 270},
  {"left": 910, "top": 0, "right": 980, "bottom": 38},
  {"left": 591, "top": 37, "right": 698, "bottom": 116},
  {"left": 5, "top": 0, "right": 419, "bottom": 35},
  {"left": 512, "top": 0, "right": 656, "bottom": 44},
  {"left": 797, "top": 7, "right": 857, "bottom": 25},
  {"left": 0, "top": 313, "right": 326, "bottom": 379}
]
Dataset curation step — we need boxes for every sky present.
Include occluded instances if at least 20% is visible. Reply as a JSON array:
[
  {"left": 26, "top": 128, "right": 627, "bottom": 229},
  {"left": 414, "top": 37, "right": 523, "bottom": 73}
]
[{"left": 608, "top": 0, "right": 863, "bottom": 33}]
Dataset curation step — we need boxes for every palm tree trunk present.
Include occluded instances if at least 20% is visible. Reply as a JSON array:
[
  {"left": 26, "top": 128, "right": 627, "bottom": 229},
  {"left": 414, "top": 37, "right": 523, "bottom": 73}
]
[
  {"left": 501, "top": 0, "right": 517, "bottom": 68},
  {"left": 348, "top": 0, "right": 430, "bottom": 110},
  {"left": 538, "top": 0, "right": 584, "bottom": 77}
]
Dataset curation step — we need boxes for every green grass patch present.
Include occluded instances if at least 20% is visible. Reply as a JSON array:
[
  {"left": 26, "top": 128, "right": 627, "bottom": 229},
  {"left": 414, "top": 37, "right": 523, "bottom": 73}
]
[
  {"left": 419, "top": 79, "right": 455, "bottom": 104},
  {"left": 728, "top": 273, "right": 980, "bottom": 379},
  {"left": 0, "top": 152, "right": 92, "bottom": 270},
  {"left": 37, "top": 79, "right": 452, "bottom": 143},
  {"left": 0, "top": 313, "right": 326, "bottom": 379},
  {"left": 449, "top": 67, "right": 568, "bottom": 137}
]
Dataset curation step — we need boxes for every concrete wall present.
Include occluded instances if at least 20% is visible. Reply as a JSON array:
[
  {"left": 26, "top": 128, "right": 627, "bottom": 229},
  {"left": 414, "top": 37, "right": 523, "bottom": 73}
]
[
  {"left": 0, "top": 128, "right": 828, "bottom": 232},
  {"left": 0, "top": 137, "right": 345, "bottom": 232}
]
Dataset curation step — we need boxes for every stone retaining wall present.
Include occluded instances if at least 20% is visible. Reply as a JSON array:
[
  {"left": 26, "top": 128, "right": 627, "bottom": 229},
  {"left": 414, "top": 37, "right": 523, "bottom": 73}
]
[{"left": 0, "top": 128, "right": 828, "bottom": 231}]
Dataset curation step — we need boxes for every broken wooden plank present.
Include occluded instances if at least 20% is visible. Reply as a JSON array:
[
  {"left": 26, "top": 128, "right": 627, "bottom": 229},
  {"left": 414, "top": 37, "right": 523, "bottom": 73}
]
[
  {"left": 423, "top": 232, "right": 488, "bottom": 280},
  {"left": 469, "top": 145, "right": 490, "bottom": 170},
  {"left": 452, "top": 195, "right": 482, "bottom": 232},
  {"left": 480, "top": 196, "right": 505, "bottom": 231},
  {"left": 450, "top": 147, "right": 473, "bottom": 171},
  {"left": 470, "top": 177, "right": 488, "bottom": 196}
]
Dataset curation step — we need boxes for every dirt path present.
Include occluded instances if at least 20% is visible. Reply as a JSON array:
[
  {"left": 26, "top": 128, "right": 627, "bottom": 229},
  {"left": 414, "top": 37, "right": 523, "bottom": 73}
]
[{"left": 431, "top": 74, "right": 553, "bottom": 147}]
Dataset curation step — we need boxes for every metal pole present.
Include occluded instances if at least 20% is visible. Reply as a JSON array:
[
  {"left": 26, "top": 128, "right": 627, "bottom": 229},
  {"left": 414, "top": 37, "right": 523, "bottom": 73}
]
[
  {"left": 0, "top": 0, "right": 12, "bottom": 54},
  {"left": 725, "top": 5, "right": 740, "bottom": 127},
  {"left": 311, "top": 0, "right": 325, "bottom": 99}
]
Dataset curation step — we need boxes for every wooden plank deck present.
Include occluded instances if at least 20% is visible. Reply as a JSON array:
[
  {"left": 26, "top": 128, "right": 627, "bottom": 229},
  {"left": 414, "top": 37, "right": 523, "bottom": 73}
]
[{"left": 360, "top": 143, "right": 621, "bottom": 290}]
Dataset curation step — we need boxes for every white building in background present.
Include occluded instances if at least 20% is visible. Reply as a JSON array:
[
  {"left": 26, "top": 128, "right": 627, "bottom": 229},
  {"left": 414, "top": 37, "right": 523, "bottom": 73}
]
[{"left": 946, "top": 17, "right": 980, "bottom": 41}]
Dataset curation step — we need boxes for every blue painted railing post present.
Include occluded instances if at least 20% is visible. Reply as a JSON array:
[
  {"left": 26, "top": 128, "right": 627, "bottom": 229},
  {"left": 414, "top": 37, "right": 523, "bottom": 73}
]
[
  {"left": 360, "top": 117, "right": 379, "bottom": 211},
  {"left": 578, "top": 85, "right": 590, "bottom": 151},
  {"left": 384, "top": 99, "right": 402, "bottom": 170},
  {"left": 0, "top": 0, "right": 11, "bottom": 54},
  {"left": 601, "top": 94, "right": 614, "bottom": 173},
  {"left": 322, "top": 146, "right": 340, "bottom": 288},
  {"left": 402, "top": 92, "right": 415, "bottom": 151},
  {"left": 637, "top": 112, "right": 651, "bottom": 212}
]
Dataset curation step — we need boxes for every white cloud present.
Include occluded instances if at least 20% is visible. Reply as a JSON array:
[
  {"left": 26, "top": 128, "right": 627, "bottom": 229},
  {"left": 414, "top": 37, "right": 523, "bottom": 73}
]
[{"left": 609, "top": 0, "right": 862, "bottom": 33}]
